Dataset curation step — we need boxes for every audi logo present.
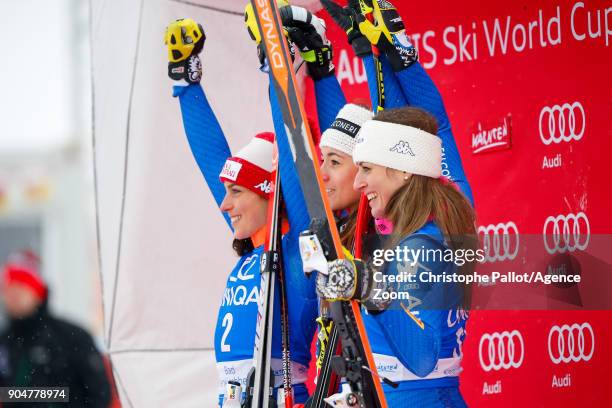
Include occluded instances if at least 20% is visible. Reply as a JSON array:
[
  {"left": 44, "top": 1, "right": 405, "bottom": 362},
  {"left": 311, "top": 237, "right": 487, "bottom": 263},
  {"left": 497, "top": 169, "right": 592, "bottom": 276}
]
[
  {"left": 543, "top": 212, "right": 590, "bottom": 255},
  {"left": 548, "top": 322, "right": 595, "bottom": 364},
  {"left": 478, "top": 222, "right": 519, "bottom": 262},
  {"left": 479, "top": 330, "right": 525, "bottom": 372},
  {"left": 539, "top": 102, "right": 585, "bottom": 145}
]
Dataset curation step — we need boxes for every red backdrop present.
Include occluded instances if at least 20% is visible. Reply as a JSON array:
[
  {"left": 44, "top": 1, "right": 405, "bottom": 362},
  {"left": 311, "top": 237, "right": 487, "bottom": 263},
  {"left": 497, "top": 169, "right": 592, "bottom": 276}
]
[{"left": 306, "top": 0, "right": 612, "bottom": 406}]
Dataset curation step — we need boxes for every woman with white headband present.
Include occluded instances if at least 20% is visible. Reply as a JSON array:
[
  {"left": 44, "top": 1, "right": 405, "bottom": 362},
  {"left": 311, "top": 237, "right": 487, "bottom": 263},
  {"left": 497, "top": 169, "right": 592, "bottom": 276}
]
[
  {"left": 315, "top": 107, "right": 476, "bottom": 407},
  {"left": 299, "top": 1, "right": 474, "bottom": 258}
]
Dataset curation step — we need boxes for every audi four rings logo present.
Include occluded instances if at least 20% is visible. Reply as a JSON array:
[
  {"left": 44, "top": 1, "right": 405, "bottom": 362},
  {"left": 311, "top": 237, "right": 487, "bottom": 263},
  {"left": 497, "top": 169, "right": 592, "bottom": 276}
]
[
  {"left": 539, "top": 102, "right": 585, "bottom": 145},
  {"left": 478, "top": 222, "right": 519, "bottom": 262},
  {"left": 479, "top": 330, "right": 525, "bottom": 372},
  {"left": 548, "top": 322, "right": 595, "bottom": 364},
  {"left": 543, "top": 212, "right": 590, "bottom": 255}
]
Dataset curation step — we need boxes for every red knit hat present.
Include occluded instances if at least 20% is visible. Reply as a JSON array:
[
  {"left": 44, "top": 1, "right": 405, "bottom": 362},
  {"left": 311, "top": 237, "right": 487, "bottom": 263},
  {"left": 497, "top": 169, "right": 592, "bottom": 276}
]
[
  {"left": 219, "top": 132, "right": 274, "bottom": 198},
  {"left": 3, "top": 250, "right": 48, "bottom": 300}
]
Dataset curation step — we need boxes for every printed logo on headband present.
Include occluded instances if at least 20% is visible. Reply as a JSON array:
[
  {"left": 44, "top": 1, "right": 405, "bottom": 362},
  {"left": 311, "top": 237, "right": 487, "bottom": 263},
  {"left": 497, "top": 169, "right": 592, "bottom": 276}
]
[
  {"left": 255, "top": 180, "right": 272, "bottom": 194},
  {"left": 330, "top": 118, "right": 361, "bottom": 138},
  {"left": 220, "top": 160, "right": 242, "bottom": 181},
  {"left": 389, "top": 141, "right": 415, "bottom": 156}
]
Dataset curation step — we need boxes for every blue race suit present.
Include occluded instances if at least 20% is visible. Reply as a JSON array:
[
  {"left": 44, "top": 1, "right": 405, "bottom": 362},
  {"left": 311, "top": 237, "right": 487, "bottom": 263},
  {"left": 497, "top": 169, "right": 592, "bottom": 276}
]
[
  {"left": 363, "top": 223, "right": 469, "bottom": 407},
  {"left": 365, "top": 56, "right": 473, "bottom": 407},
  {"left": 173, "top": 83, "right": 318, "bottom": 406}
]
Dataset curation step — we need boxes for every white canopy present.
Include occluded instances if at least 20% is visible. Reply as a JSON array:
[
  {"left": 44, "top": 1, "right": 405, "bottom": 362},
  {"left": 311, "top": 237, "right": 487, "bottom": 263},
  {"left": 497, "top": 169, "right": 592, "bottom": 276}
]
[{"left": 91, "top": 0, "right": 318, "bottom": 405}]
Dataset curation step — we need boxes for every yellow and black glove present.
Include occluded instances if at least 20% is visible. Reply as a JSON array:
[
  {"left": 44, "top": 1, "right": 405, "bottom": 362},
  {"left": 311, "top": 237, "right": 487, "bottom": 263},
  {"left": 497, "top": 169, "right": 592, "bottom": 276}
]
[
  {"left": 280, "top": 5, "right": 335, "bottom": 80},
  {"left": 244, "top": 0, "right": 293, "bottom": 71},
  {"left": 164, "top": 18, "right": 205, "bottom": 83},
  {"left": 321, "top": 0, "right": 372, "bottom": 57},
  {"left": 355, "top": 0, "right": 418, "bottom": 71}
]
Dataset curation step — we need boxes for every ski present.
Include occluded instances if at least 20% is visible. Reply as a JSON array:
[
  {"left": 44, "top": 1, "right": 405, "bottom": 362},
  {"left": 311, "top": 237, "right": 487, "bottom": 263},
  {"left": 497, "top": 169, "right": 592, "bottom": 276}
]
[
  {"left": 249, "top": 1, "right": 388, "bottom": 407},
  {"left": 276, "top": 176, "right": 294, "bottom": 407},
  {"left": 307, "top": 195, "right": 372, "bottom": 408},
  {"left": 306, "top": 305, "right": 340, "bottom": 408},
  {"left": 246, "top": 143, "right": 284, "bottom": 408},
  {"left": 309, "top": 0, "right": 385, "bottom": 405}
]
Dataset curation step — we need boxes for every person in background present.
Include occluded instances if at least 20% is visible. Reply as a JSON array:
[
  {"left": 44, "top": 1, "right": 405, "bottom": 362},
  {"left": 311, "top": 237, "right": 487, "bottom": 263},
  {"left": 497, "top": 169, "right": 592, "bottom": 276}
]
[{"left": 0, "top": 250, "right": 111, "bottom": 407}]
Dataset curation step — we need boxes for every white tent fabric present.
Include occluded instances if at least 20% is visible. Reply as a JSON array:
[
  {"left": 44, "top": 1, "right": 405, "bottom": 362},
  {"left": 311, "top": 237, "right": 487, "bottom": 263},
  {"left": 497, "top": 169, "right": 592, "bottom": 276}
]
[{"left": 91, "top": 0, "right": 319, "bottom": 406}]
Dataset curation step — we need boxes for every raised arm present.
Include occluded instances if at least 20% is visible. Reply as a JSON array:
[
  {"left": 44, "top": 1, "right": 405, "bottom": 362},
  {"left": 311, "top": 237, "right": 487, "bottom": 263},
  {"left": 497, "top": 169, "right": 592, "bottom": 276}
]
[
  {"left": 280, "top": 5, "right": 347, "bottom": 131},
  {"left": 321, "top": 0, "right": 408, "bottom": 112},
  {"left": 357, "top": 0, "right": 474, "bottom": 203},
  {"left": 314, "top": 75, "right": 347, "bottom": 132},
  {"left": 393, "top": 60, "right": 474, "bottom": 204},
  {"left": 361, "top": 53, "right": 408, "bottom": 111},
  {"left": 174, "top": 84, "right": 232, "bottom": 224},
  {"left": 323, "top": 0, "right": 474, "bottom": 203},
  {"left": 165, "top": 18, "right": 232, "bottom": 228}
]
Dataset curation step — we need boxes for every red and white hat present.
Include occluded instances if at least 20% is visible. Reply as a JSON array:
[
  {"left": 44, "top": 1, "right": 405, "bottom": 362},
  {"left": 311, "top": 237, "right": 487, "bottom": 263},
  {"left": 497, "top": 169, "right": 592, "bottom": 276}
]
[
  {"left": 3, "top": 250, "right": 48, "bottom": 300},
  {"left": 219, "top": 132, "right": 274, "bottom": 198}
]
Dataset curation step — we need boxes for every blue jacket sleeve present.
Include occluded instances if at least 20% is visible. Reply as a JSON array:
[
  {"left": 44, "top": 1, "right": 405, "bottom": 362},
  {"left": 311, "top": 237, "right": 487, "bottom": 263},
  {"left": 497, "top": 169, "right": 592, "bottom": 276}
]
[
  {"left": 370, "top": 235, "right": 459, "bottom": 377},
  {"left": 174, "top": 84, "right": 232, "bottom": 228},
  {"left": 361, "top": 54, "right": 408, "bottom": 111},
  {"left": 314, "top": 75, "right": 346, "bottom": 132},
  {"left": 393, "top": 62, "right": 474, "bottom": 205}
]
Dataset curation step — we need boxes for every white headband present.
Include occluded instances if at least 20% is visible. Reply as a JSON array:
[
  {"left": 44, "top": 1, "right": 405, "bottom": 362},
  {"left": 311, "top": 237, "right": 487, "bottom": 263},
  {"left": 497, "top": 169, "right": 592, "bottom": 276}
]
[
  {"left": 319, "top": 104, "right": 373, "bottom": 156},
  {"left": 352, "top": 120, "right": 442, "bottom": 178}
]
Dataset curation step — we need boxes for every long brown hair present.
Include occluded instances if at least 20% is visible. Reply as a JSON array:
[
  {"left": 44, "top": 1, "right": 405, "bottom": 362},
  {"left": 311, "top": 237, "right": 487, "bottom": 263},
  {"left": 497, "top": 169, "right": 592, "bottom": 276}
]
[
  {"left": 374, "top": 107, "right": 477, "bottom": 305},
  {"left": 385, "top": 175, "right": 476, "bottom": 248},
  {"left": 340, "top": 211, "right": 358, "bottom": 250}
]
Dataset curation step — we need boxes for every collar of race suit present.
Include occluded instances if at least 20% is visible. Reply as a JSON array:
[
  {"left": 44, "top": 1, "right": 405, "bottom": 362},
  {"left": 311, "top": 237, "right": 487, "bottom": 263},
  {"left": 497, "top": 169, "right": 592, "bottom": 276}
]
[{"left": 251, "top": 218, "right": 290, "bottom": 248}]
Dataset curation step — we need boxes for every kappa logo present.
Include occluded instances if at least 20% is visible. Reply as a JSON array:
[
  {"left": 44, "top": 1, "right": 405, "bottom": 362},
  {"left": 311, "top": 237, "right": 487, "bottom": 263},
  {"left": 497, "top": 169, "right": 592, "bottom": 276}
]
[
  {"left": 255, "top": 180, "right": 272, "bottom": 194},
  {"left": 389, "top": 141, "right": 415, "bottom": 156}
]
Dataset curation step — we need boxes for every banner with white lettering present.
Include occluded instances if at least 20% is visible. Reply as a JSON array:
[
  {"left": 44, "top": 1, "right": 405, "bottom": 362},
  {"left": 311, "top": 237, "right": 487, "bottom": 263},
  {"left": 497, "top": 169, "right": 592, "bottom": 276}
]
[{"left": 311, "top": 0, "right": 611, "bottom": 405}]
